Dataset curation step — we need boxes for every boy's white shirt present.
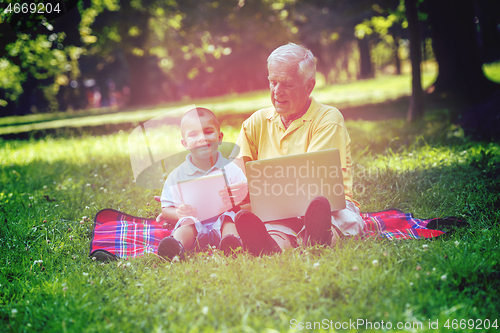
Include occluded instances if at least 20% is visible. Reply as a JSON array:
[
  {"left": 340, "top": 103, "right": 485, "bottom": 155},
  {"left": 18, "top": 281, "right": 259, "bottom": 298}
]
[{"left": 161, "top": 151, "right": 247, "bottom": 209}]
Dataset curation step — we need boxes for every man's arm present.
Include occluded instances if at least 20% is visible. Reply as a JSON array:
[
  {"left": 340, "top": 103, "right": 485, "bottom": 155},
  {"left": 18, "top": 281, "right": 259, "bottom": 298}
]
[
  {"left": 307, "top": 121, "right": 354, "bottom": 202},
  {"left": 232, "top": 156, "right": 252, "bottom": 175},
  {"left": 226, "top": 156, "right": 252, "bottom": 211}
]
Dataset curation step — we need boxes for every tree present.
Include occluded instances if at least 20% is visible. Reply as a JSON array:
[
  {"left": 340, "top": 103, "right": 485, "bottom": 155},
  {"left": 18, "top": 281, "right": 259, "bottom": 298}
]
[
  {"left": 404, "top": 0, "right": 423, "bottom": 121},
  {"left": 293, "top": 0, "right": 378, "bottom": 81},
  {"left": 79, "top": 0, "right": 293, "bottom": 104},
  {"left": 354, "top": 12, "right": 403, "bottom": 78},
  {"left": 357, "top": 36, "right": 374, "bottom": 79},
  {"left": 0, "top": 0, "right": 82, "bottom": 114},
  {"left": 423, "top": 0, "right": 499, "bottom": 103}
]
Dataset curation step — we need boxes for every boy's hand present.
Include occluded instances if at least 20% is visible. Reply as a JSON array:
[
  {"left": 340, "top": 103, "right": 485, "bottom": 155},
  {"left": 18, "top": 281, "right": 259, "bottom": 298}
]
[
  {"left": 220, "top": 181, "right": 249, "bottom": 208},
  {"left": 219, "top": 188, "right": 232, "bottom": 214},
  {"left": 219, "top": 191, "right": 233, "bottom": 215},
  {"left": 176, "top": 204, "right": 197, "bottom": 219}
]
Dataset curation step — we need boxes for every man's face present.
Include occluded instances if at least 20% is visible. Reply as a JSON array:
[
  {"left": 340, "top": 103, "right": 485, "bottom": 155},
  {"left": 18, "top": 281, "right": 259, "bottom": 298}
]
[
  {"left": 268, "top": 60, "right": 315, "bottom": 119},
  {"left": 181, "top": 115, "right": 223, "bottom": 160}
]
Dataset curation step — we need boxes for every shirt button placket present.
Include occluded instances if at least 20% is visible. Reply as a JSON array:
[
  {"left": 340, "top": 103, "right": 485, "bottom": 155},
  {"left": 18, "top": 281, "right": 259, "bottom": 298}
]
[{"left": 281, "top": 139, "right": 288, "bottom": 154}]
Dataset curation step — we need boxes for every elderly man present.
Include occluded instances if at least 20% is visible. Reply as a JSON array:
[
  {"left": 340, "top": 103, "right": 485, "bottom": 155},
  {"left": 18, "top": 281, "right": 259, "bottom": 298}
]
[{"left": 224, "top": 43, "right": 364, "bottom": 255}]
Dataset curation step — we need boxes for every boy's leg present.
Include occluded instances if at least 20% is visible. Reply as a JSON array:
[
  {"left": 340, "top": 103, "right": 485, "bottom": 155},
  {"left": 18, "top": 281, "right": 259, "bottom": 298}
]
[
  {"left": 172, "top": 223, "right": 198, "bottom": 249},
  {"left": 221, "top": 215, "right": 238, "bottom": 237},
  {"left": 219, "top": 215, "right": 243, "bottom": 255},
  {"left": 158, "top": 218, "right": 199, "bottom": 260}
]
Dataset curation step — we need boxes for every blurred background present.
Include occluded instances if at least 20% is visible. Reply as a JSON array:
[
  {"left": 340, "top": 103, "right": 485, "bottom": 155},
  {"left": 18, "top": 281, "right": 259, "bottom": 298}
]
[{"left": 0, "top": 0, "right": 499, "bottom": 117}]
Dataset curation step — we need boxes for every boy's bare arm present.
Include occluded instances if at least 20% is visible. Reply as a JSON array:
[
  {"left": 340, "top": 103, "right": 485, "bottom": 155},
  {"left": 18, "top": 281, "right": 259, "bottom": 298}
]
[
  {"left": 161, "top": 206, "right": 179, "bottom": 222},
  {"left": 154, "top": 196, "right": 177, "bottom": 224}
]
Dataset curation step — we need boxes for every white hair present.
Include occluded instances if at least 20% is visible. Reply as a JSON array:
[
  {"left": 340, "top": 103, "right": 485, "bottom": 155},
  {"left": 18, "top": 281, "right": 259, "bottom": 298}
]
[{"left": 267, "top": 43, "right": 316, "bottom": 83}]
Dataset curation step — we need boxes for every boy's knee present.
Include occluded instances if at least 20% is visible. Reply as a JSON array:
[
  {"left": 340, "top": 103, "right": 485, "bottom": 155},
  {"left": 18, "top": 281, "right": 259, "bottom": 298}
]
[{"left": 173, "top": 224, "right": 197, "bottom": 238}]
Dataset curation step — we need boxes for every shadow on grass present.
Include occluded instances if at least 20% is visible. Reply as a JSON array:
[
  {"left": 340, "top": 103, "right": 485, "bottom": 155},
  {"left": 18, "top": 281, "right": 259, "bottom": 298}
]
[
  {"left": 0, "top": 96, "right": 412, "bottom": 140},
  {"left": 354, "top": 156, "right": 500, "bottom": 229}
]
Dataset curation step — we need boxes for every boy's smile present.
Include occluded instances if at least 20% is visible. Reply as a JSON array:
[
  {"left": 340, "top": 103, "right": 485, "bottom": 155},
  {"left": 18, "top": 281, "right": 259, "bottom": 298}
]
[{"left": 181, "top": 115, "right": 223, "bottom": 168}]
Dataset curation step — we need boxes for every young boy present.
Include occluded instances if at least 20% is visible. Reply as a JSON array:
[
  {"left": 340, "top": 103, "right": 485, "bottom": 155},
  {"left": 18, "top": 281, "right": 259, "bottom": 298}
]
[{"left": 158, "top": 107, "right": 247, "bottom": 259}]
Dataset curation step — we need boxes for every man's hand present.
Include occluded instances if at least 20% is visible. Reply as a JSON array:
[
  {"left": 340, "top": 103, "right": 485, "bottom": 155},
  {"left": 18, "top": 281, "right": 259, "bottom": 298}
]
[{"left": 220, "top": 181, "right": 249, "bottom": 209}]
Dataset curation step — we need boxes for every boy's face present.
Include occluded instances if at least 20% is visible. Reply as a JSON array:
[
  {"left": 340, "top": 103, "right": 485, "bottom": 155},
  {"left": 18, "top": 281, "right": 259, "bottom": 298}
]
[{"left": 181, "top": 115, "right": 223, "bottom": 159}]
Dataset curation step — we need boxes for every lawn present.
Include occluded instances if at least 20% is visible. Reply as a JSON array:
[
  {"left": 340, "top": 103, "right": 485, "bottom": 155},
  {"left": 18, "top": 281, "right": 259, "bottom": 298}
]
[{"left": 1, "top": 72, "right": 500, "bottom": 332}]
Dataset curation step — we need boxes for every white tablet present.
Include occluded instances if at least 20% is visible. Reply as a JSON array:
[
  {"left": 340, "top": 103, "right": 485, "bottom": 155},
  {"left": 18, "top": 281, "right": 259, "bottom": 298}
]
[{"left": 177, "top": 173, "right": 229, "bottom": 222}]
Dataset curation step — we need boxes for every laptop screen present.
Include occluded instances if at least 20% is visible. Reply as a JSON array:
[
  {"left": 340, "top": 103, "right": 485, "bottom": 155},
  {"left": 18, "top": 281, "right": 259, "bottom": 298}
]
[{"left": 245, "top": 149, "right": 346, "bottom": 222}]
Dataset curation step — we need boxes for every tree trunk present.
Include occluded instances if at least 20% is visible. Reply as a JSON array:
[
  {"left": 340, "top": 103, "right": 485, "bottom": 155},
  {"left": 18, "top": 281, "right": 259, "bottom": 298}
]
[
  {"left": 394, "top": 36, "right": 401, "bottom": 75},
  {"left": 357, "top": 37, "right": 374, "bottom": 79},
  {"left": 425, "top": 0, "right": 499, "bottom": 103},
  {"left": 405, "top": 0, "right": 424, "bottom": 122},
  {"left": 342, "top": 44, "right": 350, "bottom": 81},
  {"left": 125, "top": 54, "right": 154, "bottom": 107}
]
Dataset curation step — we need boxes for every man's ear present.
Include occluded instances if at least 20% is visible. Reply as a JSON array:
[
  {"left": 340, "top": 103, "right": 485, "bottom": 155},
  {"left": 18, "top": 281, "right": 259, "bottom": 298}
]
[
  {"left": 218, "top": 131, "right": 224, "bottom": 144},
  {"left": 181, "top": 138, "right": 188, "bottom": 149},
  {"left": 306, "top": 78, "right": 316, "bottom": 95}
]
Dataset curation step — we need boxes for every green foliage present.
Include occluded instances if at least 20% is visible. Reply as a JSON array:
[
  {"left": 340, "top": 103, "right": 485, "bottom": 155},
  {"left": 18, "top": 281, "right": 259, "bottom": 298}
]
[
  {"left": 0, "top": 1, "right": 83, "bottom": 111},
  {"left": 0, "top": 58, "right": 24, "bottom": 106},
  {"left": 355, "top": 14, "right": 399, "bottom": 40},
  {"left": 483, "top": 61, "right": 500, "bottom": 83}
]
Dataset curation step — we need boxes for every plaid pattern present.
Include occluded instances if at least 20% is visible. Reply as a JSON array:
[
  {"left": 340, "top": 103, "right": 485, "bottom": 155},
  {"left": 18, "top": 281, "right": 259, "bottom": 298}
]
[
  {"left": 362, "top": 208, "right": 444, "bottom": 239},
  {"left": 90, "top": 208, "right": 445, "bottom": 259},
  {"left": 90, "top": 209, "right": 171, "bottom": 259}
]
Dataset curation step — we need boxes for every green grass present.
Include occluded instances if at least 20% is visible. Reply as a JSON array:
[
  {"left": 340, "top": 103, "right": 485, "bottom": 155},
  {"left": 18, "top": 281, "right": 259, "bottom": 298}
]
[{"left": 1, "top": 104, "right": 500, "bottom": 332}]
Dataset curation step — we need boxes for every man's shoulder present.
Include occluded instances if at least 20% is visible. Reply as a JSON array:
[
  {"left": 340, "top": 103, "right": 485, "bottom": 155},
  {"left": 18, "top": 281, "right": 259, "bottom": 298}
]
[
  {"left": 313, "top": 100, "right": 345, "bottom": 124},
  {"left": 244, "top": 106, "right": 274, "bottom": 124}
]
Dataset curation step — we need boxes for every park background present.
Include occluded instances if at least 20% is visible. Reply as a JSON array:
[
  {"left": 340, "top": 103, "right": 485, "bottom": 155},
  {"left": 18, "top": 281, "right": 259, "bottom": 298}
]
[{"left": 1, "top": 0, "right": 500, "bottom": 332}]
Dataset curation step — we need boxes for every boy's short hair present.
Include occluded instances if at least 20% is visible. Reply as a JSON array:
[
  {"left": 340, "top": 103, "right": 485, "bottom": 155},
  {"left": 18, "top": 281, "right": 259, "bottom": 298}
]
[{"left": 181, "top": 107, "right": 220, "bottom": 136}]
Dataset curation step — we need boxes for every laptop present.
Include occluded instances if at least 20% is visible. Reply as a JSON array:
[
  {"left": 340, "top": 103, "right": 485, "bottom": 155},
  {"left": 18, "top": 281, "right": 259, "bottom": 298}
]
[{"left": 245, "top": 149, "right": 346, "bottom": 222}]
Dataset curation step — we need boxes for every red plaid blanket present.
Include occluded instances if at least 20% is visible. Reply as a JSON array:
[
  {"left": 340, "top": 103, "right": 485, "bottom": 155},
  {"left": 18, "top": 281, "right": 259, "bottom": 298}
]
[
  {"left": 90, "top": 208, "right": 448, "bottom": 259},
  {"left": 90, "top": 209, "right": 171, "bottom": 259},
  {"left": 362, "top": 208, "right": 445, "bottom": 239}
]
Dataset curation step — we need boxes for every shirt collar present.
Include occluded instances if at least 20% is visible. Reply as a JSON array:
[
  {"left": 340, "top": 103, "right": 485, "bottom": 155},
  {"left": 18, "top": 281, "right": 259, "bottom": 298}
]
[
  {"left": 266, "top": 96, "right": 320, "bottom": 123},
  {"left": 185, "top": 151, "right": 224, "bottom": 176}
]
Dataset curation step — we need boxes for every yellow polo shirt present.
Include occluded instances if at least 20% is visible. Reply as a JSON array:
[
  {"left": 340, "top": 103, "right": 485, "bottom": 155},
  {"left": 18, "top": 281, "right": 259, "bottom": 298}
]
[{"left": 235, "top": 97, "right": 357, "bottom": 206}]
